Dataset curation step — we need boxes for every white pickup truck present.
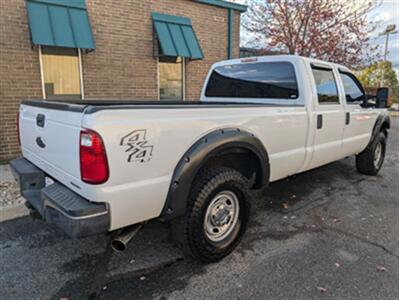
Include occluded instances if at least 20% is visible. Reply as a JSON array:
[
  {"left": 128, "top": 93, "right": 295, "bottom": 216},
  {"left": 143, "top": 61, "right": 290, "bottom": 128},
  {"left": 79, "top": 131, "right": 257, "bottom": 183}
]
[{"left": 11, "top": 55, "right": 390, "bottom": 261}]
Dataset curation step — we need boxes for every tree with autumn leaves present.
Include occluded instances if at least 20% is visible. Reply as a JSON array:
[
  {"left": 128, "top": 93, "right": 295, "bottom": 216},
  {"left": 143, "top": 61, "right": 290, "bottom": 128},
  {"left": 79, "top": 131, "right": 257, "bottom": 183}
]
[
  {"left": 242, "top": 0, "right": 381, "bottom": 67},
  {"left": 357, "top": 61, "right": 399, "bottom": 103}
]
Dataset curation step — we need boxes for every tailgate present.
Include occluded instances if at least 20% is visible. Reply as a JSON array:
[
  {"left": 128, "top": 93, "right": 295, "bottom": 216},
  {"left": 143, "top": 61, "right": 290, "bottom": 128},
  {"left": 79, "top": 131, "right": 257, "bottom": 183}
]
[{"left": 19, "top": 103, "right": 84, "bottom": 185}]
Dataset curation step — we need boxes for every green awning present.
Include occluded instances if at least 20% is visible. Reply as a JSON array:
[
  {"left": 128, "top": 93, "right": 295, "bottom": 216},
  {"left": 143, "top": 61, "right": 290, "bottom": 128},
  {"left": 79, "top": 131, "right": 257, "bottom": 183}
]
[
  {"left": 26, "top": 0, "right": 95, "bottom": 50},
  {"left": 152, "top": 12, "right": 204, "bottom": 60}
]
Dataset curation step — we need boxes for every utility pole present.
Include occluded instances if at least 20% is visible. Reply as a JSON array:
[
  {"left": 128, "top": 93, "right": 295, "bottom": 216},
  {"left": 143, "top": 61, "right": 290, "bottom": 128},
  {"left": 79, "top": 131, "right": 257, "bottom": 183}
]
[{"left": 379, "top": 24, "right": 397, "bottom": 86}]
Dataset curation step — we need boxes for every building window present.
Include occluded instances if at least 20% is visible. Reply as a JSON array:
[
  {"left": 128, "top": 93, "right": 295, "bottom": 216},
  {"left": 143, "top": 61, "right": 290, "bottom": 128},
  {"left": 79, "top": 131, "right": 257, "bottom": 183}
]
[
  {"left": 40, "top": 46, "right": 83, "bottom": 100},
  {"left": 159, "top": 57, "right": 185, "bottom": 100}
]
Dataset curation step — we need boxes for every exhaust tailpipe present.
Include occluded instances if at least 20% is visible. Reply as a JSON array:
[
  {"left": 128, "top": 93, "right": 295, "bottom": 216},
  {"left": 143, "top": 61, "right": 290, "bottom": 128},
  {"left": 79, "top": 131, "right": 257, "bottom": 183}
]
[{"left": 111, "top": 223, "right": 143, "bottom": 252}]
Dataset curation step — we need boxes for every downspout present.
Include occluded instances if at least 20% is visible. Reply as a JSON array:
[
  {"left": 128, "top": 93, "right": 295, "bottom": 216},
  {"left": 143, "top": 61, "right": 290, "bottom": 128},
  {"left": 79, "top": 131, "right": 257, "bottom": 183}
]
[{"left": 227, "top": 8, "right": 234, "bottom": 59}]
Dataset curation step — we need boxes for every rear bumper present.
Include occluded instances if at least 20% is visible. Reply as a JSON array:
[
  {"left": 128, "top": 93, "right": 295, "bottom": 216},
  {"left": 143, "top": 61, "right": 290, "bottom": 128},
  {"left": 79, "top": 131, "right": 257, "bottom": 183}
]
[{"left": 10, "top": 158, "right": 110, "bottom": 238}]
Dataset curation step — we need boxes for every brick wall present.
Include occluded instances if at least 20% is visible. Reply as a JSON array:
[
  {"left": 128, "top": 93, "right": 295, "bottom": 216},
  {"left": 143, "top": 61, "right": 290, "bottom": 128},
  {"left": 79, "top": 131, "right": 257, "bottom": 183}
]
[
  {"left": 0, "top": 0, "right": 242, "bottom": 160},
  {"left": 0, "top": 0, "right": 43, "bottom": 161}
]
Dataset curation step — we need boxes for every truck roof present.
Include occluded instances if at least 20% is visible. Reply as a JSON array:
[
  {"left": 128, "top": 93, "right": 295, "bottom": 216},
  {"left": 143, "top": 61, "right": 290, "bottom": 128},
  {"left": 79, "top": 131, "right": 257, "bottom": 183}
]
[{"left": 213, "top": 54, "right": 351, "bottom": 73}]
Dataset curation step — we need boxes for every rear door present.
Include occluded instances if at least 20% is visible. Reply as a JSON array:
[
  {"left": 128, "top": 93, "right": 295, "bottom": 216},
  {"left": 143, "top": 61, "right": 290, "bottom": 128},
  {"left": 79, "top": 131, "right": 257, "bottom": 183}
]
[
  {"left": 309, "top": 64, "right": 346, "bottom": 169},
  {"left": 19, "top": 103, "right": 84, "bottom": 184},
  {"left": 338, "top": 71, "right": 376, "bottom": 156}
]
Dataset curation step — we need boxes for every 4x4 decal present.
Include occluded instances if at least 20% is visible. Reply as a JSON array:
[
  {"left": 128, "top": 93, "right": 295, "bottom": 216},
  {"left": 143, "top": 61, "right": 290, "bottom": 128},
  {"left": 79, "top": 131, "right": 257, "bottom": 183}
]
[{"left": 120, "top": 130, "right": 154, "bottom": 163}]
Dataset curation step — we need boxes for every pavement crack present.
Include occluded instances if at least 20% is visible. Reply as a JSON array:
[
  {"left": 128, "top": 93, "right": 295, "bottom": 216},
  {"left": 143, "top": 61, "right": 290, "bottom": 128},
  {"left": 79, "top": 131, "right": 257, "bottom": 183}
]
[{"left": 323, "top": 226, "right": 399, "bottom": 260}]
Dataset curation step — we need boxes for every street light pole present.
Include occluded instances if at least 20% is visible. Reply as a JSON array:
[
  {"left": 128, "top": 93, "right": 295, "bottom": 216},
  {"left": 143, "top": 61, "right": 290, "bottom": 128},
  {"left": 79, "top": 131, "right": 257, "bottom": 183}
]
[
  {"left": 383, "top": 31, "right": 390, "bottom": 61},
  {"left": 379, "top": 24, "right": 398, "bottom": 87}
]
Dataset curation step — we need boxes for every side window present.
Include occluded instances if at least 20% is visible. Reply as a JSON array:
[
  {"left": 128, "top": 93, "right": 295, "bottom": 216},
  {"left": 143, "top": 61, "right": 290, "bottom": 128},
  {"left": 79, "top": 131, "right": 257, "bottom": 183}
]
[
  {"left": 311, "top": 67, "right": 339, "bottom": 104},
  {"left": 205, "top": 62, "right": 298, "bottom": 99},
  {"left": 339, "top": 72, "right": 365, "bottom": 104}
]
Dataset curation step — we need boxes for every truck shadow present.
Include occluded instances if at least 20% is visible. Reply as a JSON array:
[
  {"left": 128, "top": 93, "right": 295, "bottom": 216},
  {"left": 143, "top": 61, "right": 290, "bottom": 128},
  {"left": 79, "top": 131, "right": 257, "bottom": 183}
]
[
  {"left": 254, "top": 157, "right": 362, "bottom": 214},
  {"left": 239, "top": 157, "right": 367, "bottom": 255}
]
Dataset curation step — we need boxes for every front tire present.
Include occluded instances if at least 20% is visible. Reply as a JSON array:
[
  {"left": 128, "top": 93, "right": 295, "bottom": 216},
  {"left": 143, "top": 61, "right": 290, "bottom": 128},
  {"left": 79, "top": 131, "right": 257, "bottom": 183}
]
[
  {"left": 356, "top": 132, "right": 386, "bottom": 175},
  {"left": 172, "top": 167, "right": 250, "bottom": 262}
]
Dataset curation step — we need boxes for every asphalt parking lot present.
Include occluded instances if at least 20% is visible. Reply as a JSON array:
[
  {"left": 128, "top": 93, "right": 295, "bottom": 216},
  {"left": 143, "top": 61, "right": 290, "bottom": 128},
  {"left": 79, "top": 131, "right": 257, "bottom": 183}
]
[{"left": 1, "top": 117, "right": 398, "bottom": 300}]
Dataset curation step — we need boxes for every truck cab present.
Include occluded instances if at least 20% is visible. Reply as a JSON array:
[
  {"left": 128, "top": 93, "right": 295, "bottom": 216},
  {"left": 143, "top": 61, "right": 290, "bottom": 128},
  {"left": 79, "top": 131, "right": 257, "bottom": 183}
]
[{"left": 201, "top": 55, "right": 388, "bottom": 172}]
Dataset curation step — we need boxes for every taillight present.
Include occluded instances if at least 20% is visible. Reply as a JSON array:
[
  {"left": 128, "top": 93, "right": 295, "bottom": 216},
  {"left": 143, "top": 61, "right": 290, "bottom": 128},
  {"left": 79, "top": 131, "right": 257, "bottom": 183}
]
[
  {"left": 80, "top": 129, "right": 109, "bottom": 184},
  {"left": 17, "top": 111, "right": 21, "bottom": 146}
]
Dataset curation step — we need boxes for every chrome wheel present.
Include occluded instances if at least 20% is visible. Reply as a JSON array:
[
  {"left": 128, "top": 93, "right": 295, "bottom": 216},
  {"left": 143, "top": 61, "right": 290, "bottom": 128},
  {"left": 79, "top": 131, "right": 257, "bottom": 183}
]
[
  {"left": 204, "top": 191, "right": 240, "bottom": 242},
  {"left": 374, "top": 142, "right": 382, "bottom": 168}
]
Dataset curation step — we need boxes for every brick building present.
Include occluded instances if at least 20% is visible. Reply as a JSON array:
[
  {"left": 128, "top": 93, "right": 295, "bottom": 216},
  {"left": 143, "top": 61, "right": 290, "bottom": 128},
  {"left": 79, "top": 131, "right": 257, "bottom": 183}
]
[{"left": 0, "top": 0, "right": 246, "bottom": 161}]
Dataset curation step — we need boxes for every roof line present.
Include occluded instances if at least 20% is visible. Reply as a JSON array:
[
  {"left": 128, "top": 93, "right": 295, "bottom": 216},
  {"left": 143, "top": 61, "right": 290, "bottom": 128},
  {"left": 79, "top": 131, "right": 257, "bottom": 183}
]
[{"left": 194, "top": 0, "right": 247, "bottom": 12}]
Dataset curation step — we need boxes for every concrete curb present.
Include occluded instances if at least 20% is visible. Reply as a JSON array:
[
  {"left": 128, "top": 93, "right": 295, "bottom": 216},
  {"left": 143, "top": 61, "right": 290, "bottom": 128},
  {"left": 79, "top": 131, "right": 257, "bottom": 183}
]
[{"left": 0, "top": 202, "right": 29, "bottom": 223}]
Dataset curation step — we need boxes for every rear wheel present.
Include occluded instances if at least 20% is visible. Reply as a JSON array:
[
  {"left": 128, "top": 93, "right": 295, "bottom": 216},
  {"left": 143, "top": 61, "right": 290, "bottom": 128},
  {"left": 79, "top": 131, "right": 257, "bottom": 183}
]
[
  {"left": 356, "top": 132, "right": 386, "bottom": 175},
  {"left": 172, "top": 167, "right": 250, "bottom": 262}
]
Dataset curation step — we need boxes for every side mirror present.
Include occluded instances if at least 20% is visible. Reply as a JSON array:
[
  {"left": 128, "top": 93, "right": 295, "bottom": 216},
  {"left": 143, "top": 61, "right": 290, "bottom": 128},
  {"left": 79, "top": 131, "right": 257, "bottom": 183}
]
[{"left": 376, "top": 87, "right": 389, "bottom": 108}]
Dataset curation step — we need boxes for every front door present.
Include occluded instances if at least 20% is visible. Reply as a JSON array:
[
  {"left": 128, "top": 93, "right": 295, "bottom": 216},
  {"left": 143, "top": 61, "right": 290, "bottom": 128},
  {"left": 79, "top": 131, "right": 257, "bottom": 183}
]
[
  {"left": 309, "top": 65, "right": 346, "bottom": 169},
  {"left": 338, "top": 71, "right": 377, "bottom": 157}
]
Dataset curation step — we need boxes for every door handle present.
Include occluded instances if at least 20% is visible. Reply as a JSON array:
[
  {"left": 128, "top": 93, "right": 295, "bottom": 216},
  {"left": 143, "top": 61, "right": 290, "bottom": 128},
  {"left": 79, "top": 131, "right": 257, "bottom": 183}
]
[
  {"left": 36, "top": 114, "right": 45, "bottom": 128},
  {"left": 346, "top": 112, "right": 350, "bottom": 125},
  {"left": 317, "top": 114, "right": 323, "bottom": 129}
]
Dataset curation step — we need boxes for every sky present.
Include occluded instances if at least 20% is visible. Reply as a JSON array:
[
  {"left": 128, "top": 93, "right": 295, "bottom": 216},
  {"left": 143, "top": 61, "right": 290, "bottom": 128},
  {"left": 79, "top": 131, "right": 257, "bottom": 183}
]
[
  {"left": 229, "top": 0, "right": 399, "bottom": 73},
  {"left": 368, "top": 0, "right": 399, "bottom": 73}
]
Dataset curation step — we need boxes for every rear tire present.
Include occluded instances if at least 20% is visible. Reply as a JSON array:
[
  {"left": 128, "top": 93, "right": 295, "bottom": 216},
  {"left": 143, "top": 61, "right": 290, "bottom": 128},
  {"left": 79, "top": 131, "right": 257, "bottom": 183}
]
[
  {"left": 356, "top": 132, "right": 386, "bottom": 175},
  {"left": 171, "top": 167, "right": 250, "bottom": 262}
]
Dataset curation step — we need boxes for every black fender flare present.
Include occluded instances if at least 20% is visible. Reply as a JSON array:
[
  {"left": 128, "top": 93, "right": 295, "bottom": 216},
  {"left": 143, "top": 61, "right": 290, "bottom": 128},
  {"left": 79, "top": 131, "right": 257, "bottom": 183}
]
[
  {"left": 367, "top": 114, "right": 390, "bottom": 149},
  {"left": 160, "top": 128, "right": 270, "bottom": 221}
]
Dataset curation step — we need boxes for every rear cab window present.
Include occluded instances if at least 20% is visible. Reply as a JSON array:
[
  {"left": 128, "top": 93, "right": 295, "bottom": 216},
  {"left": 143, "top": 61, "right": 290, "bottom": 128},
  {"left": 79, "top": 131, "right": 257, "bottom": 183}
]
[{"left": 204, "top": 61, "right": 299, "bottom": 101}]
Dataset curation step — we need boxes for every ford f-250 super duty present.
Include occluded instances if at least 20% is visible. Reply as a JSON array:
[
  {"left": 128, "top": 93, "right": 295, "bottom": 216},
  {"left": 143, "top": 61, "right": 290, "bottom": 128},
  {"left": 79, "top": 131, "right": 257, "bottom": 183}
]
[{"left": 11, "top": 55, "right": 390, "bottom": 261}]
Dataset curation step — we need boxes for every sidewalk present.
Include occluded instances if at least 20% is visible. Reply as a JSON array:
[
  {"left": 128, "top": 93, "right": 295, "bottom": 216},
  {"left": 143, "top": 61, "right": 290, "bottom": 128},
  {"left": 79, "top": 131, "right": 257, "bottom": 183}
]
[{"left": 0, "top": 164, "right": 28, "bottom": 222}]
